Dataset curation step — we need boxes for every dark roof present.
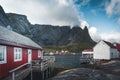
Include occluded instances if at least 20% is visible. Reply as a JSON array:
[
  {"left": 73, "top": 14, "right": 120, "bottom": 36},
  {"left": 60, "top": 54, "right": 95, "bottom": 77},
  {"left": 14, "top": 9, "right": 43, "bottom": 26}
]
[
  {"left": 115, "top": 44, "right": 120, "bottom": 51},
  {"left": 103, "top": 40, "right": 116, "bottom": 48},
  {"left": 82, "top": 49, "right": 93, "bottom": 52},
  {"left": 0, "top": 26, "right": 42, "bottom": 49}
]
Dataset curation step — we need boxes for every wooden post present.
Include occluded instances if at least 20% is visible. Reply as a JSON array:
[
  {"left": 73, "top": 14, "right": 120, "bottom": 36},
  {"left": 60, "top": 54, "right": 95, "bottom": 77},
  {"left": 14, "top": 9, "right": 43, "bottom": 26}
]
[
  {"left": 12, "top": 72, "right": 15, "bottom": 80},
  {"left": 48, "top": 68, "right": 50, "bottom": 77},
  {"left": 42, "top": 71, "right": 44, "bottom": 80},
  {"left": 46, "top": 69, "right": 48, "bottom": 78},
  {"left": 31, "top": 64, "right": 33, "bottom": 80}
]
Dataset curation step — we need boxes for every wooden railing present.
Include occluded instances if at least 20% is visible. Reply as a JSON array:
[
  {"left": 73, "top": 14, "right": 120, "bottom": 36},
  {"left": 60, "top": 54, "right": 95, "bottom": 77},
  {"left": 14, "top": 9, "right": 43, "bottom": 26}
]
[
  {"left": 32, "top": 56, "right": 55, "bottom": 71},
  {"left": 9, "top": 63, "right": 31, "bottom": 80},
  {"left": 9, "top": 56, "right": 55, "bottom": 80},
  {"left": 80, "top": 57, "right": 94, "bottom": 64}
]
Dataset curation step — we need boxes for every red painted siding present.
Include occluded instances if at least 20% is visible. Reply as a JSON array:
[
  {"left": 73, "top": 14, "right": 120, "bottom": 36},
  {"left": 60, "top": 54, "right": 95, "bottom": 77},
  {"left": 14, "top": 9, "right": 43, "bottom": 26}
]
[
  {"left": 0, "top": 45, "right": 41, "bottom": 79},
  {"left": 32, "top": 49, "right": 41, "bottom": 60},
  {"left": 0, "top": 46, "right": 28, "bottom": 79}
]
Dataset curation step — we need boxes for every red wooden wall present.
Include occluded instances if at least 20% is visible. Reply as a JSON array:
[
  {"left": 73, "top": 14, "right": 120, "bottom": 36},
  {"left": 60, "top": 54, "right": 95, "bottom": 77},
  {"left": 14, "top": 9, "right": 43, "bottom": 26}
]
[
  {"left": 0, "top": 46, "right": 29, "bottom": 79},
  {"left": 0, "top": 45, "right": 42, "bottom": 79},
  {"left": 32, "top": 49, "right": 41, "bottom": 60}
]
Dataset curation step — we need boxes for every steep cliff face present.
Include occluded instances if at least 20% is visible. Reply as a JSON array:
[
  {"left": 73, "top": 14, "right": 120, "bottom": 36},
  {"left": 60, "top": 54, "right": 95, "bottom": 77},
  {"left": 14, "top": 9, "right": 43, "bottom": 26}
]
[
  {"left": 30, "top": 24, "right": 63, "bottom": 46},
  {"left": 7, "top": 13, "right": 31, "bottom": 35},
  {"left": 0, "top": 5, "right": 31, "bottom": 35},
  {"left": 0, "top": 5, "right": 11, "bottom": 27},
  {"left": 30, "top": 24, "right": 95, "bottom": 46},
  {"left": 0, "top": 5, "right": 95, "bottom": 52}
]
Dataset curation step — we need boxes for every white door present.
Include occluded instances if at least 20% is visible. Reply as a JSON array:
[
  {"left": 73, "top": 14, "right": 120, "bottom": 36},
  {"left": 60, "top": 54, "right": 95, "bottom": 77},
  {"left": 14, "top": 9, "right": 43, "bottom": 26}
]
[{"left": 28, "top": 49, "right": 32, "bottom": 64}]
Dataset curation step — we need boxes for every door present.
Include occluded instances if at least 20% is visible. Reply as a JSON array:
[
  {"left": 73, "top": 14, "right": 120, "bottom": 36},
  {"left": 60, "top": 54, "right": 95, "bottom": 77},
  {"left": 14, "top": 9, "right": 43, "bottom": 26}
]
[{"left": 28, "top": 49, "right": 32, "bottom": 64}]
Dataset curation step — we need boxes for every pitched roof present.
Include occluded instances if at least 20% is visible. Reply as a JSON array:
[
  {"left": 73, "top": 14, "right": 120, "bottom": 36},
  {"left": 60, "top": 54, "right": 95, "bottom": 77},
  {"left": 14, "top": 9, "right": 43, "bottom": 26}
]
[
  {"left": 115, "top": 44, "right": 120, "bottom": 51},
  {"left": 103, "top": 40, "right": 116, "bottom": 48},
  {"left": 82, "top": 49, "right": 93, "bottom": 52},
  {"left": 0, "top": 26, "right": 42, "bottom": 49}
]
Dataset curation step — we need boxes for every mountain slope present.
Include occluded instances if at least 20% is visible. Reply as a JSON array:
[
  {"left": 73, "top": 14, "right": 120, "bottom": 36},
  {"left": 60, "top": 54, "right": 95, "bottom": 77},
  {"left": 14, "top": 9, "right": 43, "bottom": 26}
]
[
  {"left": 7, "top": 13, "right": 31, "bottom": 35},
  {"left": 0, "top": 5, "right": 11, "bottom": 27},
  {"left": 0, "top": 5, "right": 95, "bottom": 52}
]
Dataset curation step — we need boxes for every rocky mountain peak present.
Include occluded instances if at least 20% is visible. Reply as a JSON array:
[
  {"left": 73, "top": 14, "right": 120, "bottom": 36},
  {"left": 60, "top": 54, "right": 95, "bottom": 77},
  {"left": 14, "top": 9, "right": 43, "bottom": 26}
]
[{"left": 0, "top": 5, "right": 95, "bottom": 52}]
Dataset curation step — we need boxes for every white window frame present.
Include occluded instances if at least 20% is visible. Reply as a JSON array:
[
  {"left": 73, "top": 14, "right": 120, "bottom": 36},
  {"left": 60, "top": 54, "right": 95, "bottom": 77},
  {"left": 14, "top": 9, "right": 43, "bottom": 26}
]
[
  {"left": 38, "top": 50, "right": 43, "bottom": 58},
  {"left": 14, "top": 47, "right": 22, "bottom": 62},
  {"left": 38, "top": 50, "right": 41, "bottom": 58},
  {"left": 0, "top": 45, "right": 7, "bottom": 64}
]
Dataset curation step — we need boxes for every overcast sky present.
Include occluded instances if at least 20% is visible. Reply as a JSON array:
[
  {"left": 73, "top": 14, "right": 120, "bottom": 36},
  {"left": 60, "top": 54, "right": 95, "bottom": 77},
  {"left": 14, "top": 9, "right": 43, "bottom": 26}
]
[{"left": 0, "top": 0, "right": 120, "bottom": 43}]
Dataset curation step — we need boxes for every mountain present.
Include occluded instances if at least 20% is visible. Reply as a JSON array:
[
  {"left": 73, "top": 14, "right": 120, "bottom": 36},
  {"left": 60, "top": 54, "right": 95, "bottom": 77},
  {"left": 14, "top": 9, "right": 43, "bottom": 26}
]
[
  {"left": 7, "top": 13, "right": 31, "bottom": 35},
  {"left": 0, "top": 5, "right": 11, "bottom": 27},
  {"left": 0, "top": 5, "right": 95, "bottom": 52}
]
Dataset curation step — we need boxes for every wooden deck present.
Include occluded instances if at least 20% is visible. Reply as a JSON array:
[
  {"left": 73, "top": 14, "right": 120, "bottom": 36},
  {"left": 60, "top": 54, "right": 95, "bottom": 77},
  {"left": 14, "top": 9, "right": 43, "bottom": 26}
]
[
  {"left": 32, "top": 56, "right": 55, "bottom": 71},
  {"left": 80, "top": 57, "right": 94, "bottom": 64},
  {"left": 3, "top": 63, "right": 31, "bottom": 80},
  {"left": 3, "top": 56, "right": 55, "bottom": 80}
]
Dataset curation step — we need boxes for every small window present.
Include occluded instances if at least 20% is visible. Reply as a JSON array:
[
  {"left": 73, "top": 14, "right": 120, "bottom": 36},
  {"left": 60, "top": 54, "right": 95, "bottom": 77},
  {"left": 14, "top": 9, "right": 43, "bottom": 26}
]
[
  {"left": 0, "top": 45, "right": 6, "bottom": 64},
  {"left": 38, "top": 50, "right": 42, "bottom": 58},
  {"left": 38, "top": 50, "right": 41, "bottom": 58},
  {"left": 14, "top": 47, "right": 22, "bottom": 62}
]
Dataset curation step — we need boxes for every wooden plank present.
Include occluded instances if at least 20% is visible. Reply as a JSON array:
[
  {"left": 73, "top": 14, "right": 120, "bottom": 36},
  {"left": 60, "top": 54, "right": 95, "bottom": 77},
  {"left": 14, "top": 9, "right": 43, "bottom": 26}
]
[{"left": 9, "top": 63, "right": 29, "bottom": 73}]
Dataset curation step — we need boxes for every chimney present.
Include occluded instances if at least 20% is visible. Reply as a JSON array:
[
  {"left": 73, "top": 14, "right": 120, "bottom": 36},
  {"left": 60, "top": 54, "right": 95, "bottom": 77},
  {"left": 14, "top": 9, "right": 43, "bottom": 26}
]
[
  {"left": 7, "top": 25, "right": 13, "bottom": 31},
  {"left": 113, "top": 43, "right": 117, "bottom": 47}
]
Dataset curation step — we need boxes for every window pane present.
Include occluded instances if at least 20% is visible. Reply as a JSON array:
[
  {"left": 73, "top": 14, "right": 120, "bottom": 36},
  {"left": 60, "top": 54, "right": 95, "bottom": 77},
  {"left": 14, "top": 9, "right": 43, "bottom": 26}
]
[
  {"left": 38, "top": 50, "right": 41, "bottom": 57},
  {"left": 0, "top": 52, "right": 3, "bottom": 61},
  {"left": 14, "top": 47, "right": 22, "bottom": 61},
  {"left": 0, "top": 46, "right": 6, "bottom": 63}
]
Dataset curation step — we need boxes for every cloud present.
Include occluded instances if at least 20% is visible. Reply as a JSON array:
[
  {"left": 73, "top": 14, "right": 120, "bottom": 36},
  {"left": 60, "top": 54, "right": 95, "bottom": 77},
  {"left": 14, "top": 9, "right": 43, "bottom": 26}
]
[
  {"left": 80, "top": 20, "right": 89, "bottom": 29},
  {"left": 100, "top": 32, "right": 120, "bottom": 43},
  {"left": 89, "top": 27, "right": 101, "bottom": 42},
  {"left": 80, "top": 0, "right": 90, "bottom": 6},
  {"left": 89, "top": 27, "right": 120, "bottom": 43},
  {"left": 106, "top": 0, "right": 120, "bottom": 16},
  {"left": 105, "top": 0, "right": 120, "bottom": 24},
  {"left": 74, "top": 0, "right": 90, "bottom": 6},
  {"left": 0, "top": 0, "right": 80, "bottom": 26}
]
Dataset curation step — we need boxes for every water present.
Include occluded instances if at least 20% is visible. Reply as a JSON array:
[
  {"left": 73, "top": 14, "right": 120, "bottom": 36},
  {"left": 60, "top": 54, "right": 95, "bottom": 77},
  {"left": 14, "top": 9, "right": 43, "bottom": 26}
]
[{"left": 54, "top": 54, "right": 81, "bottom": 68}]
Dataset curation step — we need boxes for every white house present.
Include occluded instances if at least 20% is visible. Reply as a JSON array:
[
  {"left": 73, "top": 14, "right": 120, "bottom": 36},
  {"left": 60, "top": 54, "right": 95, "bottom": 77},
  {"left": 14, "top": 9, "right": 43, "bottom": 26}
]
[
  {"left": 82, "top": 49, "right": 93, "bottom": 58},
  {"left": 93, "top": 40, "right": 119, "bottom": 60}
]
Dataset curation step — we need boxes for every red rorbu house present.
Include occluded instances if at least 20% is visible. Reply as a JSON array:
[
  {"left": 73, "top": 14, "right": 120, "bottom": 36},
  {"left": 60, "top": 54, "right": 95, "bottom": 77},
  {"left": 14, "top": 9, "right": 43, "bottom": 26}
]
[
  {"left": 82, "top": 49, "right": 93, "bottom": 58},
  {"left": 0, "top": 26, "right": 43, "bottom": 79}
]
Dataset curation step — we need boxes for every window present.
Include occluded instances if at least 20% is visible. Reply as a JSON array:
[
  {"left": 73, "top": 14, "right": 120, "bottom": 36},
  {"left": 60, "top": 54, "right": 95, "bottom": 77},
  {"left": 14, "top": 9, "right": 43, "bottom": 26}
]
[
  {"left": 38, "top": 50, "right": 43, "bottom": 58},
  {"left": 14, "top": 47, "right": 22, "bottom": 62},
  {"left": 0, "top": 45, "right": 6, "bottom": 64}
]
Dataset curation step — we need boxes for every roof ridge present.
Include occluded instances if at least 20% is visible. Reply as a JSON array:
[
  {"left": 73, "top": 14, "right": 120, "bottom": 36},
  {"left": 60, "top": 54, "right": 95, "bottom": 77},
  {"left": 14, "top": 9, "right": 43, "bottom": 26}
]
[{"left": 103, "top": 40, "right": 116, "bottom": 48}]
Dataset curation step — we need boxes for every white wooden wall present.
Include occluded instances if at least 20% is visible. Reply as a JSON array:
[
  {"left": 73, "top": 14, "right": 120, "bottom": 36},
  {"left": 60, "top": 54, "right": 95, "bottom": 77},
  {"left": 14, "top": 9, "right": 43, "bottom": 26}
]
[
  {"left": 93, "top": 41, "right": 119, "bottom": 60},
  {"left": 93, "top": 41, "right": 111, "bottom": 60}
]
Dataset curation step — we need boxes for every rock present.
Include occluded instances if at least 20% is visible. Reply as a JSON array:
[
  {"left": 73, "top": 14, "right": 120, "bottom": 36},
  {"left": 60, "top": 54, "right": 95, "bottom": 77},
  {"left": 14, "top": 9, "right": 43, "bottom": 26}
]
[
  {"left": 48, "top": 68, "right": 120, "bottom": 80},
  {"left": 100, "top": 60, "right": 120, "bottom": 73}
]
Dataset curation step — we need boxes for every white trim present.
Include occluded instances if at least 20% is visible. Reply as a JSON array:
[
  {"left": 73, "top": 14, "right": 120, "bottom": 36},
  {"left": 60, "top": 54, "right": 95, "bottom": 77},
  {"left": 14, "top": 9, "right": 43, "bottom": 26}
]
[
  {"left": 28, "top": 49, "right": 32, "bottom": 64},
  {"left": 14, "top": 47, "right": 22, "bottom": 62},
  {"left": 0, "top": 45, "right": 7, "bottom": 64},
  {"left": 82, "top": 52, "right": 93, "bottom": 54},
  {"left": 38, "top": 50, "right": 41, "bottom": 58},
  {"left": 38, "top": 50, "right": 43, "bottom": 59}
]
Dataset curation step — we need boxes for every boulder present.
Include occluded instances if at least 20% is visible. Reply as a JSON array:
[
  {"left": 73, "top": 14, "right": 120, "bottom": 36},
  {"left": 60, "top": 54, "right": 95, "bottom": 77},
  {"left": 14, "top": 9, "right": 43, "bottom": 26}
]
[{"left": 48, "top": 68, "right": 120, "bottom": 80}]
